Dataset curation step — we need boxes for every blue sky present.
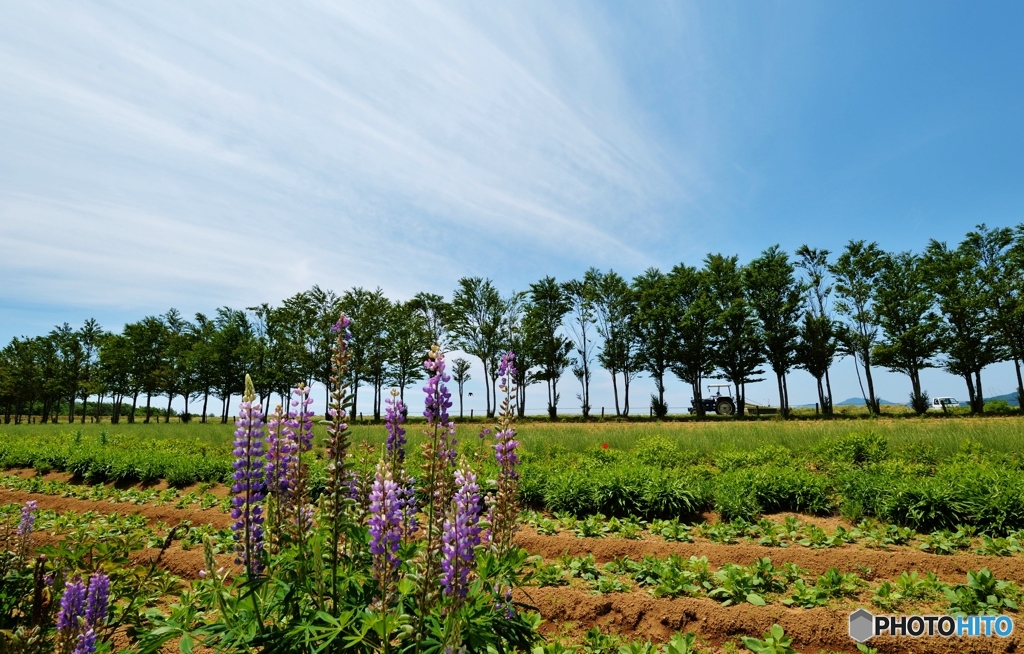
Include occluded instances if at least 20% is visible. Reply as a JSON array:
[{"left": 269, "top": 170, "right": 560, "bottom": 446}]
[{"left": 2, "top": 1, "right": 1023, "bottom": 413}]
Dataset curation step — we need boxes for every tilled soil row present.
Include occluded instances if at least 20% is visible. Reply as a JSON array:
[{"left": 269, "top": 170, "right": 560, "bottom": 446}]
[
  {"left": 0, "top": 488, "right": 234, "bottom": 529},
  {"left": 516, "top": 528, "right": 1024, "bottom": 583},
  {"left": 516, "top": 586, "right": 1023, "bottom": 654},
  {"left": 7, "top": 489, "right": 1024, "bottom": 652}
]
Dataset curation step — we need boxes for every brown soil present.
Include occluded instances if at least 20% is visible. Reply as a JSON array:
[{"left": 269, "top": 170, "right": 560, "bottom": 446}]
[
  {"left": 8, "top": 488, "right": 1024, "bottom": 652},
  {"left": 515, "top": 528, "right": 1024, "bottom": 584},
  {"left": 517, "top": 586, "right": 1024, "bottom": 653},
  {"left": 5, "top": 468, "right": 231, "bottom": 496},
  {"left": 0, "top": 488, "right": 234, "bottom": 529}
]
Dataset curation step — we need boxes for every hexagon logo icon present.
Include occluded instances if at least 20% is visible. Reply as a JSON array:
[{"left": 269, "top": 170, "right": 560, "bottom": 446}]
[{"left": 849, "top": 608, "right": 874, "bottom": 643}]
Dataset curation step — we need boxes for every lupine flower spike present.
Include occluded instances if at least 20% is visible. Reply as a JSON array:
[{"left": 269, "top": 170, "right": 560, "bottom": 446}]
[
  {"left": 489, "top": 352, "right": 522, "bottom": 555},
  {"left": 441, "top": 465, "right": 483, "bottom": 601},
  {"left": 230, "top": 374, "right": 267, "bottom": 576},
  {"left": 287, "top": 383, "right": 316, "bottom": 534},
  {"left": 324, "top": 312, "right": 354, "bottom": 603},
  {"left": 368, "top": 459, "right": 403, "bottom": 603}
]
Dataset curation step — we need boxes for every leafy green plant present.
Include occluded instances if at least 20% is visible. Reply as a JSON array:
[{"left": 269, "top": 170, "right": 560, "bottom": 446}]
[
  {"left": 741, "top": 624, "right": 797, "bottom": 654},
  {"left": 944, "top": 568, "right": 1020, "bottom": 615},
  {"left": 919, "top": 527, "right": 974, "bottom": 555},
  {"left": 533, "top": 562, "right": 569, "bottom": 587},
  {"left": 650, "top": 518, "right": 693, "bottom": 543}
]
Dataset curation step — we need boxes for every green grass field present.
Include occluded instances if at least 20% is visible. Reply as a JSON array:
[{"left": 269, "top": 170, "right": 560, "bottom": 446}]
[{"left": 4, "top": 413, "right": 1023, "bottom": 457}]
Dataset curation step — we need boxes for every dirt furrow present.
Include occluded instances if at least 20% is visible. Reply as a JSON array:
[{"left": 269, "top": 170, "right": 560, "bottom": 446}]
[
  {"left": 516, "top": 586, "right": 1023, "bottom": 654},
  {"left": 515, "top": 528, "right": 1024, "bottom": 583}
]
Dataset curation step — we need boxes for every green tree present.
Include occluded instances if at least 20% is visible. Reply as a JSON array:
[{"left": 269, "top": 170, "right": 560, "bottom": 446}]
[
  {"left": 524, "top": 277, "right": 572, "bottom": 420},
  {"left": 794, "top": 246, "right": 838, "bottom": 415},
  {"left": 831, "top": 240, "right": 885, "bottom": 414},
  {"left": 387, "top": 300, "right": 432, "bottom": 403},
  {"left": 667, "top": 263, "right": 718, "bottom": 417},
  {"left": 963, "top": 224, "right": 1024, "bottom": 408},
  {"left": 189, "top": 313, "right": 219, "bottom": 423},
  {"left": 451, "top": 357, "right": 472, "bottom": 419},
  {"left": 450, "top": 278, "right": 507, "bottom": 419},
  {"left": 589, "top": 269, "right": 638, "bottom": 416},
  {"left": 873, "top": 251, "right": 941, "bottom": 414},
  {"left": 746, "top": 246, "right": 803, "bottom": 416},
  {"left": 159, "top": 309, "right": 195, "bottom": 423},
  {"left": 211, "top": 308, "right": 253, "bottom": 423},
  {"left": 632, "top": 268, "right": 675, "bottom": 418},
  {"left": 409, "top": 292, "right": 451, "bottom": 352},
  {"left": 564, "top": 275, "right": 597, "bottom": 418},
  {"left": 340, "top": 287, "right": 392, "bottom": 420},
  {"left": 924, "top": 237, "right": 1000, "bottom": 413},
  {"left": 706, "top": 254, "right": 764, "bottom": 417},
  {"left": 76, "top": 319, "right": 105, "bottom": 424}
]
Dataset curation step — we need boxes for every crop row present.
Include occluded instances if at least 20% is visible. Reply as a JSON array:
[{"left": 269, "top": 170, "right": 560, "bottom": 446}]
[
  {"left": 6, "top": 430, "right": 1024, "bottom": 535},
  {"left": 522, "top": 511, "right": 1024, "bottom": 557},
  {"left": 529, "top": 552, "right": 1020, "bottom": 616}
]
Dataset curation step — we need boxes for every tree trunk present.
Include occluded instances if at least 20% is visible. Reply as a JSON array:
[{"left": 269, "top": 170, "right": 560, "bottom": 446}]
[
  {"left": 130, "top": 392, "right": 139, "bottom": 424},
  {"left": 692, "top": 381, "right": 704, "bottom": 418},
  {"left": 201, "top": 391, "right": 209, "bottom": 423},
  {"left": 623, "top": 374, "right": 631, "bottom": 416},
  {"left": 1015, "top": 358, "right": 1024, "bottom": 408},
  {"left": 68, "top": 393, "right": 75, "bottom": 424},
  {"left": 483, "top": 361, "right": 493, "bottom": 419},
  {"left": 144, "top": 393, "right": 153, "bottom": 424},
  {"left": 776, "top": 372, "right": 785, "bottom": 416},
  {"left": 782, "top": 375, "right": 790, "bottom": 417},
  {"left": 166, "top": 393, "right": 174, "bottom": 423},
  {"left": 862, "top": 352, "right": 878, "bottom": 415},
  {"left": 824, "top": 367, "right": 834, "bottom": 415},
  {"left": 611, "top": 370, "right": 620, "bottom": 416},
  {"left": 738, "top": 382, "right": 746, "bottom": 417},
  {"left": 963, "top": 373, "right": 977, "bottom": 413},
  {"left": 974, "top": 369, "right": 984, "bottom": 414}
]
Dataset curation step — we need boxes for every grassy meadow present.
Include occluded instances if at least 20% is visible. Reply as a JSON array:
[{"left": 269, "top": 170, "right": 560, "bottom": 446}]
[{"left": 3, "top": 412, "right": 1023, "bottom": 457}]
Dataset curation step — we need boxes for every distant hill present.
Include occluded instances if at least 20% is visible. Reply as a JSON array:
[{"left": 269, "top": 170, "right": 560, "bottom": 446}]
[
  {"left": 986, "top": 392, "right": 1020, "bottom": 407},
  {"left": 835, "top": 397, "right": 901, "bottom": 406},
  {"left": 794, "top": 393, "right": 1019, "bottom": 409},
  {"left": 791, "top": 397, "right": 901, "bottom": 409}
]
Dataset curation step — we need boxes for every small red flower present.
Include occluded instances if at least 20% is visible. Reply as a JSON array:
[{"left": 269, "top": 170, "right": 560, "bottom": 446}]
[{"left": 602, "top": 443, "right": 609, "bottom": 449}]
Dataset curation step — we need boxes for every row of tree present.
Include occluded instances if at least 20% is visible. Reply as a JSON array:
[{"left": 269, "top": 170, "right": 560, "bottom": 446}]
[{"left": 2, "top": 224, "right": 1022, "bottom": 424}]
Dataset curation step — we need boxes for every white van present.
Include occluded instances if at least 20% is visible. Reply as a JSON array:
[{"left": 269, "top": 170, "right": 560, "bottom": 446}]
[{"left": 928, "top": 397, "right": 960, "bottom": 411}]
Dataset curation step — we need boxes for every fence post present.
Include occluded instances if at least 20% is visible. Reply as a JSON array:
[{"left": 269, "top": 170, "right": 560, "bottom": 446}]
[
  {"left": 815, "top": 402, "right": 819, "bottom": 416},
  {"left": 470, "top": 409, "right": 474, "bottom": 419},
  {"left": 359, "top": 412, "right": 363, "bottom": 421},
  {"left": 650, "top": 407, "right": 653, "bottom": 418},
  {"left": 601, "top": 407, "right": 605, "bottom": 419},
  {"left": 755, "top": 406, "right": 759, "bottom": 419}
]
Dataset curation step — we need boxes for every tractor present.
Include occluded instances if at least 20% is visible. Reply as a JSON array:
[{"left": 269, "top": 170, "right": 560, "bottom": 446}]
[{"left": 688, "top": 384, "right": 736, "bottom": 416}]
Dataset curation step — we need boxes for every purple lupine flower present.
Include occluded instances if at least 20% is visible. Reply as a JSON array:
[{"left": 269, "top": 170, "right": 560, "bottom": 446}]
[
  {"left": 423, "top": 347, "right": 457, "bottom": 464},
  {"left": 441, "top": 468, "right": 482, "bottom": 598},
  {"left": 384, "top": 390, "right": 407, "bottom": 463},
  {"left": 231, "top": 375, "right": 267, "bottom": 575},
  {"left": 368, "top": 462, "right": 403, "bottom": 584},
  {"left": 18, "top": 500, "right": 37, "bottom": 537},
  {"left": 289, "top": 384, "right": 315, "bottom": 452},
  {"left": 497, "top": 351, "right": 517, "bottom": 381},
  {"left": 331, "top": 314, "right": 352, "bottom": 338},
  {"left": 264, "top": 405, "right": 296, "bottom": 497},
  {"left": 71, "top": 628, "right": 96, "bottom": 654},
  {"left": 345, "top": 470, "right": 360, "bottom": 501},
  {"left": 397, "top": 479, "right": 418, "bottom": 537},
  {"left": 84, "top": 571, "right": 109, "bottom": 627},
  {"left": 493, "top": 429, "right": 521, "bottom": 480},
  {"left": 57, "top": 577, "right": 87, "bottom": 632}
]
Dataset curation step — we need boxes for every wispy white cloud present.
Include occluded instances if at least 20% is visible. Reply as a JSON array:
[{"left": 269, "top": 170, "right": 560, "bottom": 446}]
[{"left": 0, "top": 0, "right": 689, "bottom": 321}]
